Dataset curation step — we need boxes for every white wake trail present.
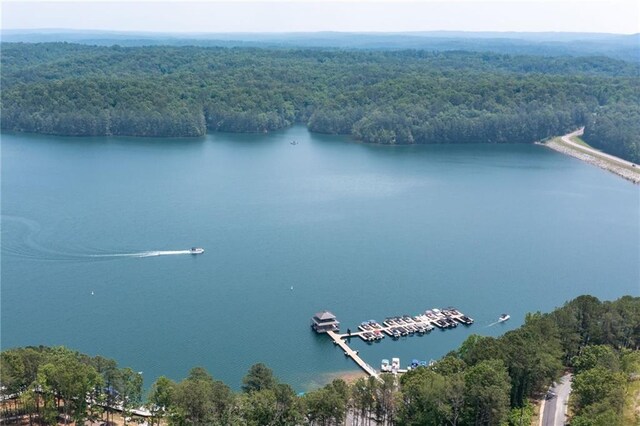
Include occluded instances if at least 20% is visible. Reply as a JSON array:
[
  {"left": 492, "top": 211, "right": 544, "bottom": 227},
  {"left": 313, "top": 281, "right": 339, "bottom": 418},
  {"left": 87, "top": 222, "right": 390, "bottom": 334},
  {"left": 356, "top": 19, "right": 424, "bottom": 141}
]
[
  {"left": 90, "top": 250, "right": 192, "bottom": 258},
  {"left": 137, "top": 250, "right": 192, "bottom": 257},
  {"left": 2, "top": 216, "right": 198, "bottom": 261}
]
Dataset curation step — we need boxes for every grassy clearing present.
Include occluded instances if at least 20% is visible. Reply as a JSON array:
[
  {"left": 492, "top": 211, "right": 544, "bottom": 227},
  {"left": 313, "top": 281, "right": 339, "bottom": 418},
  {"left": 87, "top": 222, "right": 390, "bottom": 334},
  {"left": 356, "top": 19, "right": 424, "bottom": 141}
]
[{"left": 567, "top": 135, "right": 593, "bottom": 149}]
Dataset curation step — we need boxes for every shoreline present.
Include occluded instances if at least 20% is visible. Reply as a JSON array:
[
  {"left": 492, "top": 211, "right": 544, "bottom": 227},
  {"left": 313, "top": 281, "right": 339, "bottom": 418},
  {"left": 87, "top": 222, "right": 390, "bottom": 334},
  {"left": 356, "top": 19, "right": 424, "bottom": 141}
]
[
  {"left": 301, "top": 370, "right": 369, "bottom": 393},
  {"left": 321, "top": 370, "right": 369, "bottom": 385},
  {"left": 538, "top": 130, "right": 640, "bottom": 184}
]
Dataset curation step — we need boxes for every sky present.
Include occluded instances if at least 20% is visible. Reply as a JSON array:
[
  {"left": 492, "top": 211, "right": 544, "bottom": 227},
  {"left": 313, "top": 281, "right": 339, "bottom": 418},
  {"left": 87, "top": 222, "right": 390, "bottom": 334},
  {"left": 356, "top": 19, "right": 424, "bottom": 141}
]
[{"left": 2, "top": 0, "right": 639, "bottom": 34}]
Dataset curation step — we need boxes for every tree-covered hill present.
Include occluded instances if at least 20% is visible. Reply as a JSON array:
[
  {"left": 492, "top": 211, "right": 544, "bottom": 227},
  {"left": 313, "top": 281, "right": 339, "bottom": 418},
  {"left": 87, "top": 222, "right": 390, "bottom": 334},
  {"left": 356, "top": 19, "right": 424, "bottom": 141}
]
[{"left": 2, "top": 42, "right": 639, "bottom": 161}]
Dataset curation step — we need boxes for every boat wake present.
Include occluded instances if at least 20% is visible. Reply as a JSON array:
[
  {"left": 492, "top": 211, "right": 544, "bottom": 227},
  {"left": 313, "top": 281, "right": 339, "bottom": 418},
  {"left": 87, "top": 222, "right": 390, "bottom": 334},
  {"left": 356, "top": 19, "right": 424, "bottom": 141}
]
[
  {"left": 486, "top": 319, "right": 510, "bottom": 328},
  {"left": 2, "top": 215, "right": 197, "bottom": 262},
  {"left": 90, "top": 250, "right": 192, "bottom": 258}
]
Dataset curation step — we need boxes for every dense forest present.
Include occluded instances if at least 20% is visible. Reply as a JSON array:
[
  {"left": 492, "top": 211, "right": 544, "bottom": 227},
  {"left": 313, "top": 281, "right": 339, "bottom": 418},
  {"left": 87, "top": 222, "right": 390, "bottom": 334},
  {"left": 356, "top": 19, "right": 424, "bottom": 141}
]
[
  {"left": 1, "top": 42, "right": 639, "bottom": 162},
  {"left": 2, "top": 295, "right": 639, "bottom": 425}
]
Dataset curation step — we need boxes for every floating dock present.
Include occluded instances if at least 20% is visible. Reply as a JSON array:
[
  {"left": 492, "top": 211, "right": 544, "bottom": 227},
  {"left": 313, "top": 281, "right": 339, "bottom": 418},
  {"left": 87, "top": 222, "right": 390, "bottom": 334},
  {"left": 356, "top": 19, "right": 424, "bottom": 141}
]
[
  {"left": 344, "top": 307, "right": 473, "bottom": 342},
  {"left": 314, "top": 307, "right": 473, "bottom": 377}
]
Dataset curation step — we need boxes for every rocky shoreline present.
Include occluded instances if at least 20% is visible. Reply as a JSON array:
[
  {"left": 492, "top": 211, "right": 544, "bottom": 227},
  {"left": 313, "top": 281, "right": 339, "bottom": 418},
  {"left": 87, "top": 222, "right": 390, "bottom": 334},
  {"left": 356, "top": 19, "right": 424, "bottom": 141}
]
[{"left": 540, "top": 139, "right": 640, "bottom": 184}]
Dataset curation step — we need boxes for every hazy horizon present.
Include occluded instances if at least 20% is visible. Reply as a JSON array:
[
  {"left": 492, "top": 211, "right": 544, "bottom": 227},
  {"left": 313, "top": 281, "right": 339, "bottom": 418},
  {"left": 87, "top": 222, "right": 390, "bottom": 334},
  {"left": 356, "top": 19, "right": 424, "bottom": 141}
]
[
  {"left": 3, "top": 1, "right": 639, "bottom": 35},
  {"left": 3, "top": 28, "right": 637, "bottom": 36}
]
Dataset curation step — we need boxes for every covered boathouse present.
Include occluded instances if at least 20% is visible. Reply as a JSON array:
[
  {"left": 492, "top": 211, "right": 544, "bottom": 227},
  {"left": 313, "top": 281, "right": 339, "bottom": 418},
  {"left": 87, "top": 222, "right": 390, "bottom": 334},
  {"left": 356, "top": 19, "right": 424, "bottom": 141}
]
[{"left": 311, "top": 310, "right": 340, "bottom": 333}]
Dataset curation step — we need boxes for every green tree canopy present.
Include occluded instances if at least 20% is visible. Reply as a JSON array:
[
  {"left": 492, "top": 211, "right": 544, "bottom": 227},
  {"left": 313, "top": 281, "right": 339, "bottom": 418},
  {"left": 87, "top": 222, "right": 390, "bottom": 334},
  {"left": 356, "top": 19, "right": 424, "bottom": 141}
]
[{"left": 241, "top": 363, "right": 277, "bottom": 393}]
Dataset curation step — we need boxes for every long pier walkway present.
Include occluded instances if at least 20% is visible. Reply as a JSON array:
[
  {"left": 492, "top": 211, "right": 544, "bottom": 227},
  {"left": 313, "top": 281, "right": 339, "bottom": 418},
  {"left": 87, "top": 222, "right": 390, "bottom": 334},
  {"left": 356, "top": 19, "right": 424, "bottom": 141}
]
[
  {"left": 326, "top": 330, "right": 379, "bottom": 378},
  {"left": 316, "top": 307, "right": 473, "bottom": 379}
]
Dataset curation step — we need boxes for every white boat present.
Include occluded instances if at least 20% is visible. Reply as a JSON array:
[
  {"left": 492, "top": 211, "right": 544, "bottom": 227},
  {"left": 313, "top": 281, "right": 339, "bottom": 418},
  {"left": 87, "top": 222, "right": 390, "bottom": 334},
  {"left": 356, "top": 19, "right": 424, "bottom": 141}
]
[
  {"left": 391, "top": 357, "right": 400, "bottom": 373},
  {"left": 498, "top": 314, "right": 510, "bottom": 322},
  {"left": 381, "top": 359, "right": 390, "bottom": 372},
  {"left": 190, "top": 247, "right": 205, "bottom": 255}
]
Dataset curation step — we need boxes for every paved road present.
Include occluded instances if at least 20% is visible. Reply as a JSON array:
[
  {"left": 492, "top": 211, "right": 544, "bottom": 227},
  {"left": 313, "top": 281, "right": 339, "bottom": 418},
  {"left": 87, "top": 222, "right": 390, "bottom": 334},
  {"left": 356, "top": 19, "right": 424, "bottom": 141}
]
[
  {"left": 541, "top": 373, "right": 572, "bottom": 426},
  {"left": 561, "top": 128, "right": 637, "bottom": 168}
]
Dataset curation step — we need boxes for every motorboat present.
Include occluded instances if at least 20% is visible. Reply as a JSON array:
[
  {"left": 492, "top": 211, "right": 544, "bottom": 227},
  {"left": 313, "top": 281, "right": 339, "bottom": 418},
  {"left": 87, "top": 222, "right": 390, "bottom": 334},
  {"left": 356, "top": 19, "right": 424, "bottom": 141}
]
[
  {"left": 383, "top": 318, "right": 396, "bottom": 327},
  {"left": 190, "top": 247, "right": 205, "bottom": 255},
  {"left": 434, "top": 319, "right": 448, "bottom": 328},
  {"left": 361, "top": 332, "right": 376, "bottom": 342},
  {"left": 368, "top": 320, "right": 382, "bottom": 329},
  {"left": 391, "top": 357, "right": 400, "bottom": 372},
  {"left": 457, "top": 315, "right": 475, "bottom": 325},
  {"left": 499, "top": 314, "right": 511, "bottom": 322},
  {"left": 381, "top": 359, "right": 390, "bottom": 372},
  {"left": 358, "top": 322, "right": 373, "bottom": 332},
  {"left": 408, "top": 359, "right": 423, "bottom": 370},
  {"left": 385, "top": 328, "right": 401, "bottom": 339}
]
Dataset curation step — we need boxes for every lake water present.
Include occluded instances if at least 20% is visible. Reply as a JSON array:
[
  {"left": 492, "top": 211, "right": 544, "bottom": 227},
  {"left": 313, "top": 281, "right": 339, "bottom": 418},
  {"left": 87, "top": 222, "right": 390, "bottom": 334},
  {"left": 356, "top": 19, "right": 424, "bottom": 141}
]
[{"left": 2, "top": 126, "right": 638, "bottom": 392}]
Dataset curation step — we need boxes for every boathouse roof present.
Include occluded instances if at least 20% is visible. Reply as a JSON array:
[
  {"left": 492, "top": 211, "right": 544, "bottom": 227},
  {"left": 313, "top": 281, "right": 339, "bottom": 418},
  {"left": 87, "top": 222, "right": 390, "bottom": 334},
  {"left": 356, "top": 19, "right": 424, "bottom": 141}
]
[{"left": 314, "top": 310, "right": 337, "bottom": 321}]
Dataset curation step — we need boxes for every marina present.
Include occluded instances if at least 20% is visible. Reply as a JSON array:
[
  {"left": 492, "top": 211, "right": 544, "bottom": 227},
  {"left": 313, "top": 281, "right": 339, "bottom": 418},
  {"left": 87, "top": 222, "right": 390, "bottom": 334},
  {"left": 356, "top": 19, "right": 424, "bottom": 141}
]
[{"left": 313, "top": 307, "right": 474, "bottom": 377}]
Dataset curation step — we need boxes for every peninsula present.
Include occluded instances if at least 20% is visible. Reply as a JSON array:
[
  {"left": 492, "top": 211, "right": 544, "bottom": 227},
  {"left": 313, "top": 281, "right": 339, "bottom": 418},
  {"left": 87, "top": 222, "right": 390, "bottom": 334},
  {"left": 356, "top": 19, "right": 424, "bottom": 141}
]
[{"left": 543, "top": 129, "right": 640, "bottom": 184}]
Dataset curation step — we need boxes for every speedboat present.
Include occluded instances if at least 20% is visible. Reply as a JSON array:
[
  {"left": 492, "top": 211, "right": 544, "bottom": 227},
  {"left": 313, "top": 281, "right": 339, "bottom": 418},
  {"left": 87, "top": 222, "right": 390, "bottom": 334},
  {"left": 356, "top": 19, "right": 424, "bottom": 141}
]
[
  {"left": 190, "top": 247, "right": 205, "bottom": 255},
  {"left": 499, "top": 314, "right": 510, "bottom": 322},
  {"left": 457, "top": 315, "right": 474, "bottom": 325}
]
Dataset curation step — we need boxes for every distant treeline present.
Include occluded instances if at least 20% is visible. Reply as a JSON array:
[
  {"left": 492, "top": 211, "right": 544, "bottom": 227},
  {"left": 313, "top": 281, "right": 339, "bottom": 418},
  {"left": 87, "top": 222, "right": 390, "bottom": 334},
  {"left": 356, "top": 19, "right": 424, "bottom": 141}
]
[
  {"left": 1, "top": 43, "right": 639, "bottom": 161},
  {"left": 3, "top": 31, "right": 638, "bottom": 62},
  {"left": 2, "top": 295, "right": 639, "bottom": 425}
]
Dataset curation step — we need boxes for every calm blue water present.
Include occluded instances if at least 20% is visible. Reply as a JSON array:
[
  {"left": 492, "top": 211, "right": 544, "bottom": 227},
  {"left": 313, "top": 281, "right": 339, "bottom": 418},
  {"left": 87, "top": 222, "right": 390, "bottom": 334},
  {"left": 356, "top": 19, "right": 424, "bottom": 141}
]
[{"left": 2, "top": 126, "right": 638, "bottom": 392}]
